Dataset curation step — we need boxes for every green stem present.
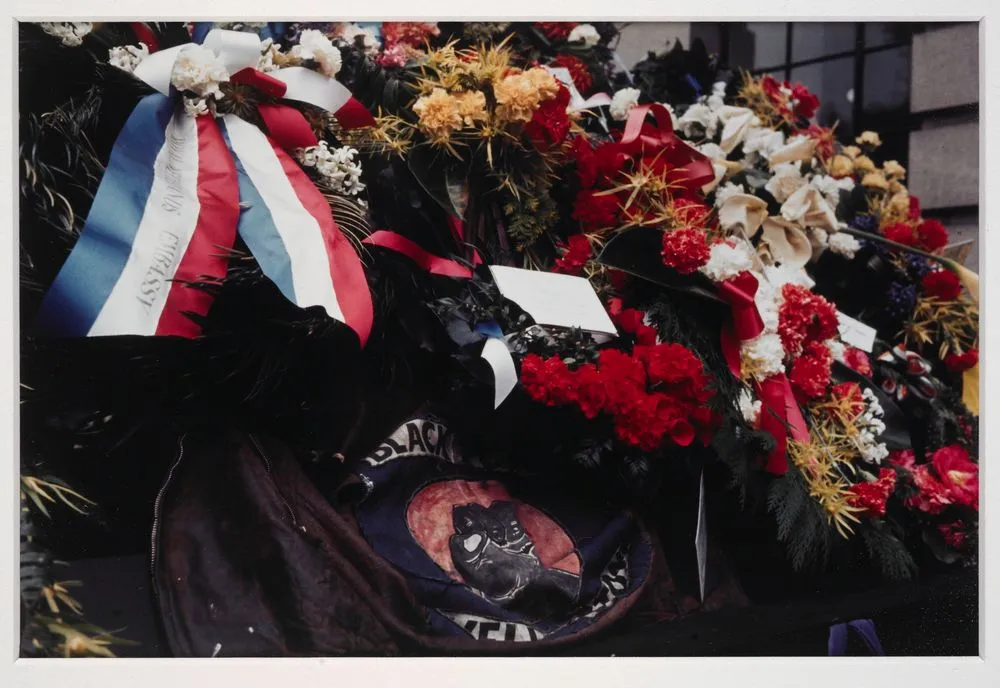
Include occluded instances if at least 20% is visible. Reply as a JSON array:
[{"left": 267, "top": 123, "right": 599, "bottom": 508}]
[{"left": 837, "top": 226, "right": 961, "bottom": 273}]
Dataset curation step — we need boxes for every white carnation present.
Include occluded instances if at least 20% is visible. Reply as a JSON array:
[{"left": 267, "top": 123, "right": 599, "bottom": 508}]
[
  {"left": 170, "top": 45, "right": 230, "bottom": 100},
  {"left": 677, "top": 103, "right": 717, "bottom": 138},
  {"left": 609, "top": 87, "right": 642, "bottom": 121},
  {"left": 293, "top": 29, "right": 343, "bottom": 78},
  {"left": 39, "top": 22, "right": 93, "bottom": 47},
  {"left": 699, "top": 241, "right": 755, "bottom": 282},
  {"left": 714, "top": 181, "right": 746, "bottom": 207},
  {"left": 738, "top": 389, "right": 762, "bottom": 425},
  {"left": 828, "top": 232, "right": 861, "bottom": 259},
  {"left": 741, "top": 333, "right": 786, "bottom": 378},
  {"left": 743, "top": 127, "right": 786, "bottom": 159},
  {"left": 108, "top": 43, "right": 150, "bottom": 73},
  {"left": 826, "top": 338, "right": 847, "bottom": 364},
  {"left": 764, "top": 161, "right": 807, "bottom": 203},
  {"left": 568, "top": 24, "right": 601, "bottom": 48},
  {"left": 297, "top": 141, "right": 365, "bottom": 196},
  {"left": 810, "top": 173, "right": 855, "bottom": 206},
  {"left": 339, "top": 23, "right": 381, "bottom": 55}
]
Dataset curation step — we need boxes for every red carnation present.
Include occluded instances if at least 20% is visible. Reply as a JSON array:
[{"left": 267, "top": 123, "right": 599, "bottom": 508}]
[
  {"left": 382, "top": 22, "right": 440, "bottom": 49},
  {"left": 661, "top": 227, "right": 710, "bottom": 274},
  {"left": 945, "top": 348, "right": 979, "bottom": 373},
  {"left": 613, "top": 308, "right": 658, "bottom": 346},
  {"left": 938, "top": 522, "right": 969, "bottom": 550},
  {"left": 847, "top": 468, "right": 897, "bottom": 518},
  {"left": 888, "top": 448, "right": 916, "bottom": 470},
  {"left": 777, "top": 283, "right": 840, "bottom": 355},
  {"left": 760, "top": 75, "right": 783, "bottom": 102},
  {"left": 906, "top": 465, "right": 954, "bottom": 515},
  {"left": 519, "top": 354, "right": 576, "bottom": 406},
  {"left": 597, "top": 348, "right": 647, "bottom": 414},
  {"left": 552, "top": 234, "right": 592, "bottom": 275},
  {"left": 789, "top": 341, "right": 833, "bottom": 401},
  {"left": 932, "top": 445, "right": 979, "bottom": 510},
  {"left": 841, "top": 346, "right": 873, "bottom": 378},
  {"left": 573, "top": 190, "right": 620, "bottom": 231},
  {"left": 908, "top": 196, "right": 922, "bottom": 221},
  {"left": 535, "top": 22, "right": 578, "bottom": 42},
  {"left": 830, "top": 381, "right": 865, "bottom": 415},
  {"left": 791, "top": 83, "right": 820, "bottom": 120},
  {"left": 613, "top": 392, "right": 663, "bottom": 451},
  {"left": 525, "top": 85, "right": 572, "bottom": 151},
  {"left": 550, "top": 54, "right": 593, "bottom": 94},
  {"left": 653, "top": 394, "right": 696, "bottom": 447},
  {"left": 571, "top": 363, "right": 607, "bottom": 420},
  {"left": 915, "top": 219, "right": 949, "bottom": 252},
  {"left": 882, "top": 222, "right": 917, "bottom": 247},
  {"left": 641, "top": 343, "right": 712, "bottom": 402},
  {"left": 921, "top": 270, "right": 962, "bottom": 301}
]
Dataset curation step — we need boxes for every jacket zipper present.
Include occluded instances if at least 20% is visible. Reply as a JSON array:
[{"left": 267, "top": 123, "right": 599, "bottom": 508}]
[
  {"left": 150, "top": 433, "right": 187, "bottom": 602},
  {"left": 248, "top": 432, "right": 299, "bottom": 528}
]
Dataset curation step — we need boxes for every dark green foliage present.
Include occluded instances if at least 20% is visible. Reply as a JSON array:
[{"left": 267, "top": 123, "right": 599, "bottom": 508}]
[
  {"left": 767, "top": 467, "right": 832, "bottom": 572},
  {"left": 861, "top": 521, "right": 917, "bottom": 581}
]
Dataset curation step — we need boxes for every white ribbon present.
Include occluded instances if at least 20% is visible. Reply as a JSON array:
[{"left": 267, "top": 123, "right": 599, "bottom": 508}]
[{"left": 132, "top": 29, "right": 354, "bottom": 114}]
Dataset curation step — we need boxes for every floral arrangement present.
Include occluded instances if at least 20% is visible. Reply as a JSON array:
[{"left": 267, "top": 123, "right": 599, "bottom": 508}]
[{"left": 17, "top": 22, "right": 979, "bottom": 656}]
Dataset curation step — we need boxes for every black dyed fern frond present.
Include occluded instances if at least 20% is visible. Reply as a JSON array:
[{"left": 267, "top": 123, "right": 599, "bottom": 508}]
[{"left": 767, "top": 466, "right": 833, "bottom": 572}]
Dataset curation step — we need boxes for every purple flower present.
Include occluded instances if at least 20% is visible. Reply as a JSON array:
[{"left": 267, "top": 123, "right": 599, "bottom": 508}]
[
  {"left": 905, "top": 253, "right": 932, "bottom": 279},
  {"left": 851, "top": 214, "right": 879, "bottom": 233},
  {"left": 885, "top": 282, "right": 917, "bottom": 319}
]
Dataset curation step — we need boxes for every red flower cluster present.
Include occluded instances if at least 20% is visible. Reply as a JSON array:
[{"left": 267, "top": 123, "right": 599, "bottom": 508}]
[
  {"left": 525, "top": 85, "right": 572, "bottom": 150},
  {"left": 888, "top": 449, "right": 916, "bottom": 470},
  {"left": 789, "top": 341, "right": 834, "bottom": 401},
  {"left": 938, "top": 521, "right": 969, "bottom": 550},
  {"left": 381, "top": 22, "right": 440, "bottom": 49},
  {"left": 519, "top": 339, "right": 718, "bottom": 452},
  {"left": 611, "top": 306, "right": 658, "bottom": 346},
  {"left": 535, "top": 22, "right": 578, "bottom": 42},
  {"left": 881, "top": 220, "right": 949, "bottom": 252},
  {"left": 552, "top": 234, "right": 592, "bottom": 275},
  {"left": 847, "top": 468, "right": 897, "bottom": 518},
  {"left": 550, "top": 54, "right": 593, "bottom": 94},
  {"left": 761, "top": 76, "right": 821, "bottom": 121},
  {"left": 570, "top": 136, "right": 599, "bottom": 188},
  {"left": 945, "top": 348, "right": 979, "bottom": 373},
  {"left": 777, "top": 283, "right": 840, "bottom": 356},
  {"left": 830, "top": 381, "right": 865, "bottom": 415},
  {"left": 908, "top": 196, "right": 922, "bottom": 222},
  {"left": 842, "top": 346, "right": 873, "bottom": 378},
  {"left": 921, "top": 269, "right": 962, "bottom": 301},
  {"left": 661, "top": 227, "right": 710, "bottom": 274},
  {"left": 903, "top": 445, "right": 979, "bottom": 515},
  {"left": 572, "top": 190, "right": 620, "bottom": 231}
]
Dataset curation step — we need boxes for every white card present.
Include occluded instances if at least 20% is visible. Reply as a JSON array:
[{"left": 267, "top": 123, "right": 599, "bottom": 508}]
[
  {"left": 489, "top": 266, "right": 618, "bottom": 337},
  {"left": 695, "top": 471, "right": 707, "bottom": 603},
  {"left": 837, "top": 311, "right": 877, "bottom": 353},
  {"left": 480, "top": 337, "right": 518, "bottom": 409}
]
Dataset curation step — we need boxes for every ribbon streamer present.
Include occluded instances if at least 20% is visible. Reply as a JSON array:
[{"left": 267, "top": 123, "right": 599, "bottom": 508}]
[
  {"left": 828, "top": 619, "right": 885, "bottom": 656},
  {"left": 35, "top": 29, "right": 375, "bottom": 345}
]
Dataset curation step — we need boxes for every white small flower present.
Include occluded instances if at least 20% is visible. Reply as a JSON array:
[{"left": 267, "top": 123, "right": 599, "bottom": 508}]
[
  {"left": 568, "top": 24, "right": 601, "bottom": 48},
  {"left": 183, "top": 96, "right": 210, "bottom": 118},
  {"left": 338, "top": 23, "right": 381, "bottom": 56},
  {"left": 714, "top": 181, "right": 746, "bottom": 207},
  {"left": 292, "top": 29, "right": 342, "bottom": 78},
  {"left": 741, "top": 332, "right": 786, "bottom": 378},
  {"left": 738, "top": 389, "right": 762, "bottom": 425},
  {"left": 108, "top": 43, "right": 150, "bottom": 73},
  {"left": 826, "top": 338, "right": 847, "bottom": 364},
  {"left": 609, "top": 87, "right": 642, "bottom": 121},
  {"left": 810, "top": 173, "right": 855, "bottom": 206},
  {"left": 699, "top": 241, "right": 755, "bottom": 282},
  {"left": 171, "top": 45, "right": 230, "bottom": 100},
  {"left": 39, "top": 22, "right": 93, "bottom": 47},
  {"left": 296, "top": 141, "right": 365, "bottom": 196},
  {"left": 828, "top": 232, "right": 861, "bottom": 259}
]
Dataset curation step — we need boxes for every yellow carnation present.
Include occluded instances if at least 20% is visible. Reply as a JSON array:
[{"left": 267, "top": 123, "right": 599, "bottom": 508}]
[
  {"left": 494, "top": 70, "right": 558, "bottom": 124},
  {"left": 888, "top": 190, "right": 910, "bottom": 214},
  {"left": 524, "top": 67, "right": 560, "bottom": 100},
  {"left": 856, "top": 130, "right": 883, "bottom": 148},
  {"left": 454, "top": 90, "right": 487, "bottom": 126},
  {"left": 413, "top": 88, "right": 463, "bottom": 142},
  {"left": 853, "top": 155, "right": 877, "bottom": 174},
  {"left": 861, "top": 171, "right": 889, "bottom": 190},
  {"left": 883, "top": 160, "right": 906, "bottom": 179},
  {"left": 829, "top": 154, "right": 854, "bottom": 178},
  {"left": 842, "top": 145, "right": 862, "bottom": 160}
]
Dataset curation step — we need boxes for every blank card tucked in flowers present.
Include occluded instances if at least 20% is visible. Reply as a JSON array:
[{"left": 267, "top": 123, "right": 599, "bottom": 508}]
[{"left": 488, "top": 266, "right": 617, "bottom": 338}]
